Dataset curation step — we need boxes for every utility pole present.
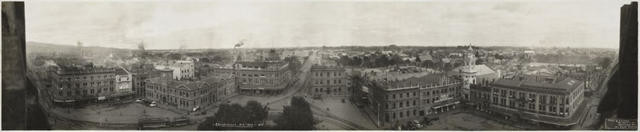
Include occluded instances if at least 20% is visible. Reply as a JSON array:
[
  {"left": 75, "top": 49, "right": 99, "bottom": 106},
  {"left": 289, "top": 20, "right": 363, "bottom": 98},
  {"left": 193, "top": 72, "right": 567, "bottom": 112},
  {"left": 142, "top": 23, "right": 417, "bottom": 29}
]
[{"left": 377, "top": 103, "right": 381, "bottom": 127}]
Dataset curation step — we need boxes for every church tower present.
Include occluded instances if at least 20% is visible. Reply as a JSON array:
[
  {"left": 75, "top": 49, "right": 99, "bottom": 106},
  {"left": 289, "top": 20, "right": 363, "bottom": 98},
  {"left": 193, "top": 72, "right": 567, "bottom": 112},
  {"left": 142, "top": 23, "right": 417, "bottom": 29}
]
[{"left": 460, "top": 44, "right": 477, "bottom": 100}]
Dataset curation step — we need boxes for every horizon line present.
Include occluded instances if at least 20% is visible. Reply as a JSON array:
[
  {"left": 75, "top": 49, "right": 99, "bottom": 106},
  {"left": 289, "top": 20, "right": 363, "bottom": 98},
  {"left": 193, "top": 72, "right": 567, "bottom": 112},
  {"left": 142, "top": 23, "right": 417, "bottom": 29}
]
[{"left": 26, "top": 41, "right": 620, "bottom": 50}]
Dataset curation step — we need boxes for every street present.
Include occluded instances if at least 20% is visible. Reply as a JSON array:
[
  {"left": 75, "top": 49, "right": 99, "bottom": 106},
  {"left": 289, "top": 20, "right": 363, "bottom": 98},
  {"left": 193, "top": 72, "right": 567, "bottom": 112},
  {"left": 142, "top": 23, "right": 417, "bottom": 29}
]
[{"left": 573, "top": 58, "right": 618, "bottom": 130}]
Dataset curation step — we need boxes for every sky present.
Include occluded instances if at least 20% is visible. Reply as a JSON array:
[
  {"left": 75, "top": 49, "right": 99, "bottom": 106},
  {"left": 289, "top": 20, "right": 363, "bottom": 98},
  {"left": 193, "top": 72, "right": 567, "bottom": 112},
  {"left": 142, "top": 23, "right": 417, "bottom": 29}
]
[{"left": 25, "top": 0, "right": 629, "bottom": 49}]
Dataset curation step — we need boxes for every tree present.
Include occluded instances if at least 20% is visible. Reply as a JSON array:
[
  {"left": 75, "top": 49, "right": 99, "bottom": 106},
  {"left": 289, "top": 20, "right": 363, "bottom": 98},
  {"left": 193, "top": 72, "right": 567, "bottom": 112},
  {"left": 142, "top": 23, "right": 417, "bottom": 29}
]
[
  {"left": 168, "top": 53, "right": 182, "bottom": 60},
  {"left": 274, "top": 96, "right": 315, "bottom": 130},
  {"left": 198, "top": 101, "right": 268, "bottom": 130},
  {"left": 284, "top": 56, "right": 302, "bottom": 73},
  {"left": 598, "top": 57, "right": 612, "bottom": 69},
  {"left": 33, "top": 56, "right": 45, "bottom": 66},
  {"left": 475, "top": 58, "right": 485, "bottom": 65},
  {"left": 245, "top": 101, "right": 268, "bottom": 121},
  {"left": 200, "top": 57, "right": 210, "bottom": 63}
]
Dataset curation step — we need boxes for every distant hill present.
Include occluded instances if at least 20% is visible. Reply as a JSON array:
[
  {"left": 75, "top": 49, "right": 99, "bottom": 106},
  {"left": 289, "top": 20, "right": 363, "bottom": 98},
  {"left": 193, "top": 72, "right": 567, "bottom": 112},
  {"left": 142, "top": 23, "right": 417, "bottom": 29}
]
[{"left": 26, "top": 41, "right": 133, "bottom": 58}]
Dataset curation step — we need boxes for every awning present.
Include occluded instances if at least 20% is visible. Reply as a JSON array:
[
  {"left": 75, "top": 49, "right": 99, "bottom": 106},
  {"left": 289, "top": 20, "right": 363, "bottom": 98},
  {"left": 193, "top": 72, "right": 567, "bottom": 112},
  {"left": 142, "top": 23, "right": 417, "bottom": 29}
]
[
  {"left": 431, "top": 101, "right": 460, "bottom": 109},
  {"left": 53, "top": 99, "right": 65, "bottom": 103}
]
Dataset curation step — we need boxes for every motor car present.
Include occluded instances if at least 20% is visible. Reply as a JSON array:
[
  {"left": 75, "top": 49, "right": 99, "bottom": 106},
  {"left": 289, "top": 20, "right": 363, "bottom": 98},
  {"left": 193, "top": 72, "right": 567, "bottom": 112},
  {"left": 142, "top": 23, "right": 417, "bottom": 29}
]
[
  {"left": 136, "top": 98, "right": 144, "bottom": 102},
  {"left": 150, "top": 101, "right": 157, "bottom": 107},
  {"left": 413, "top": 120, "right": 423, "bottom": 128},
  {"left": 192, "top": 106, "right": 200, "bottom": 112},
  {"left": 405, "top": 122, "right": 416, "bottom": 130}
]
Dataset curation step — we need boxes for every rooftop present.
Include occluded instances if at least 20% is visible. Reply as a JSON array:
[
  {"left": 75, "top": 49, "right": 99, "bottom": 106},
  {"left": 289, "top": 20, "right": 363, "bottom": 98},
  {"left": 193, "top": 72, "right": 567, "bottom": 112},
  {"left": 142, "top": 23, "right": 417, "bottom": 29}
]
[
  {"left": 147, "top": 76, "right": 229, "bottom": 91},
  {"left": 449, "top": 64, "right": 497, "bottom": 76},
  {"left": 55, "top": 65, "right": 116, "bottom": 75},
  {"left": 311, "top": 64, "right": 345, "bottom": 71},
  {"left": 236, "top": 61, "right": 289, "bottom": 70},
  {"left": 369, "top": 72, "right": 457, "bottom": 90},
  {"left": 492, "top": 76, "right": 583, "bottom": 93}
]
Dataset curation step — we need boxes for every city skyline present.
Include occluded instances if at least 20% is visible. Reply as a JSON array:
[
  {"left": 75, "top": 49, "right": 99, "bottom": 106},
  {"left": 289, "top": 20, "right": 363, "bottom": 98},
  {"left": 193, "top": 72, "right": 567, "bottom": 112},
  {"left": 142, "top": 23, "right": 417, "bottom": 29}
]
[{"left": 26, "top": 0, "right": 626, "bottom": 49}]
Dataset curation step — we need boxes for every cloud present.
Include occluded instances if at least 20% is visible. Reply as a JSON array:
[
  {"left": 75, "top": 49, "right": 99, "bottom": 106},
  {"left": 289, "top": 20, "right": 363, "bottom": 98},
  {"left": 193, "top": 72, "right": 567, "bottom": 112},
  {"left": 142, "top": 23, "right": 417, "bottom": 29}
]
[{"left": 25, "top": 1, "right": 621, "bottom": 49}]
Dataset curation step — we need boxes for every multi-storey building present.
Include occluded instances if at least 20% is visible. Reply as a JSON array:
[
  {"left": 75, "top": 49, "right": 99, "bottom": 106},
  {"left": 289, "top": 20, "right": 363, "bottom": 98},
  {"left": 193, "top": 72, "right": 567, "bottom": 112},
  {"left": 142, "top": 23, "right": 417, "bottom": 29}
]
[
  {"left": 309, "top": 64, "right": 350, "bottom": 97},
  {"left": 171, "top": 60, "right": 195, "bottom": 80},
  {"left": 470, "top": 75, "right": 585, "bottom": 127},
  {"left": 114, "top": 68, "right": 134, "bottom": 97},
  {"left": 449, "top": 46, "right": 500, "bottom": 101},
  {"left": 51, "top": 65, "right": 116, "bottom": 105},
  {"left": 365, "top": 69, "right": 462, "bottom": 125},
  {"left": 145, "top": 69, "right": 234, "bottom": 111},
  {"left": 211, "top": 49, "right": 292, "bottom": 95},
  {"left": 234, "top": 61, "right": 292, "bottom": 95},
  {"left": 128, "top": 63, "right": 156, "bottom": 97}
]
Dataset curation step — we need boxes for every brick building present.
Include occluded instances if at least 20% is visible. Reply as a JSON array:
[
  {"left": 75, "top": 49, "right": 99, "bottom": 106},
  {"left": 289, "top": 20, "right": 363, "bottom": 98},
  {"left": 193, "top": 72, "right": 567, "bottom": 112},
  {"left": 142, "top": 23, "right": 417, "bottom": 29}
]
[
  {"left": 470, "top": 75, "right": 586, "bottom": 127},
  {"left": 365, "top": 68, "right": 462, "bottom": 126},
  {"left": 233, "top": 61, "right": 292, "bottom": 95},
  {"left": 309, "top": 64, "right": 350, "bottom": 97},
  {"left": 145, "top": 69, "right": 234, "bottom": 111},
  {"left": 211, "top": 49, "right": 293, "bottom": 95},
  {"left": 128, "top": 63, "right": 156, "bottom": 98},
  {"left": 51, "top": 65, "right": 116, "bottom": 105}
]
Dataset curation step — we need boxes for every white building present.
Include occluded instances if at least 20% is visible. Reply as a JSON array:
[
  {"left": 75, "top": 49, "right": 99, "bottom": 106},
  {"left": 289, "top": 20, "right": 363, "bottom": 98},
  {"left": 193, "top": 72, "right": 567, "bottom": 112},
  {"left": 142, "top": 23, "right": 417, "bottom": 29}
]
[
  {"left": 171, "top": 60, "right": 195, "bottom": 80},
  {"left": 115, "top": 67, "right": 133, "bottom": 96},
  {"left": 448, "top": 46, "right": 500, "bottom": 100},
  {"left": 154, "top": 60, "right": 195, "bottom": 80}
]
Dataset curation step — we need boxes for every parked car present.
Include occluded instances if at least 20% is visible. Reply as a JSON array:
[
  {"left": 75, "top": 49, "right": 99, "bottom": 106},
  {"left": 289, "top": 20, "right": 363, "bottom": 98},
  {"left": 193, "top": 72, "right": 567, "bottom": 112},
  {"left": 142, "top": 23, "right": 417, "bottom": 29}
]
[
  {"left": 412, "top": 120, "right": 423, "bottom": 128},
  {"left": 150, "top": 101, "right": 157, "bottom": 107},
  {"left": 192, "top": 106, "right": 200, "bottom": 112},
  {"left": 136, "top": 98, "right": 144, "bottom": 103},
  {"left": 404, "top": 122, "right": 417, "bottom": 130}
]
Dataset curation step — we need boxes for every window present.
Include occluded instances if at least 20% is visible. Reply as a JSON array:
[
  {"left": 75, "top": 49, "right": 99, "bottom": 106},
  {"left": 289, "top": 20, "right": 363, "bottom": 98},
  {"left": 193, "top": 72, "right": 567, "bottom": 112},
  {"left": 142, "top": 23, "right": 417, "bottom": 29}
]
[{"left": 529, "top": 103, "right": 535, "bottom": 110}]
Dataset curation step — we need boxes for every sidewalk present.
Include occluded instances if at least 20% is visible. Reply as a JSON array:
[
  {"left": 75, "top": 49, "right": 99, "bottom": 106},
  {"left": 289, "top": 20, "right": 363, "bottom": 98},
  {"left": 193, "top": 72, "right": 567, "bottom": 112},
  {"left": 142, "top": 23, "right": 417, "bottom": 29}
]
[
  {"left": 48, "top": 102, "right": 182, "bottom": 124},
  {"left": 308, "top": 98, "right": 378, "bottom": 129}
]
